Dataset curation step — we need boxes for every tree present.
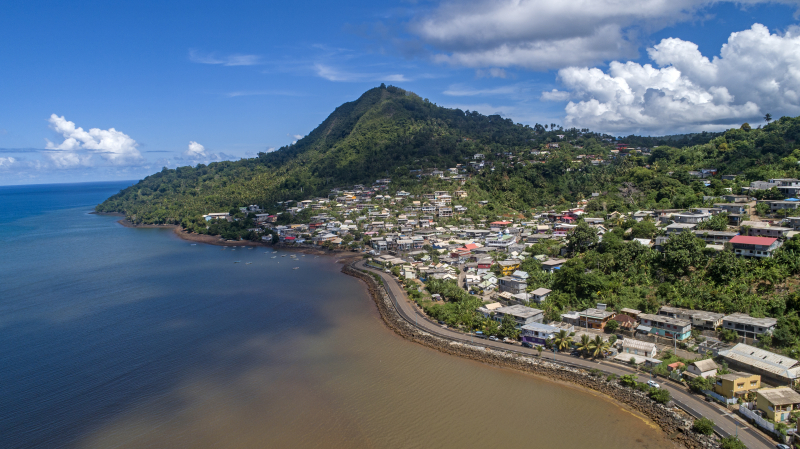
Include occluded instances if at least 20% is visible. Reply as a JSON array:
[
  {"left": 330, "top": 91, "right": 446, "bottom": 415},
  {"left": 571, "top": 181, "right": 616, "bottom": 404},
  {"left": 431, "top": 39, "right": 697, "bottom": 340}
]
[
  {"left": 765, "top": 113, "right": 772, "bottom": 124},
  {"left": 719, "top": 436, "right": 746, "bottom": 449},
  {"left": 662, "top": 230, "right": 707, "bottom": 277},
  {"left": 567, "top": 220, "right": 599, "bottom": 254},
  {"left": 553, "top": 329, "right": 573, "bottom": 352},
  {"left": 649, "top": 388, "right": 671, "bottom": 404},
  {"left": 718, "top": 328, "right": 739, "bottom": 343},
  {"left": 620, "top": 374, "right": 638, "bottom": 387},
  {"left": 588, "top": 335, "right": 611, "bottom": 358},
  {"left": 577, "top": 334, "right": 592, "bottom": 355},
  {"left": 688, "top": 375, "right": 714, "bottom": 393},
  {"left": 630, "top": 220, "right": 658, "bottom": 239},
  {"left": 692, "top": 417, "right": 715, "bottom": 435},
  {"left": 697, "top": 213, "right": 729, "bottom": 231},
  {"left": 536, "top": 345, "right": 543, "bottom": 357},
  {"left": 605, "top": 320, "right": 619, "bottom": 333}
]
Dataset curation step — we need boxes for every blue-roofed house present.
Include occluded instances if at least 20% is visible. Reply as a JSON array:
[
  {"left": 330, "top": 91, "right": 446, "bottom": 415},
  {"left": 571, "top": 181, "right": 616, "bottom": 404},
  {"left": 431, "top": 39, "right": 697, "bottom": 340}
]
[{"left": 521, "top": 322, "right": 559, "bottom": 345}]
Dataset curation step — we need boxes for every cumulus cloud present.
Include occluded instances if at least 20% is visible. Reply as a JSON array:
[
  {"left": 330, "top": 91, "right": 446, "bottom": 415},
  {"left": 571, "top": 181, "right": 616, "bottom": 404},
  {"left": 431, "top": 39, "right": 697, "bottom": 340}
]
[
  {"left": 553, "top": 23, "right": 800, "bottom": 133},
  {"left": 411, "top": 0, "right": 799, "bottom": 70},
  {"left": 182, "top": 141, "right": 233, "bottom": 163},
  {"left": 45, "top": 115, "right": 142, "bottom": 168}
]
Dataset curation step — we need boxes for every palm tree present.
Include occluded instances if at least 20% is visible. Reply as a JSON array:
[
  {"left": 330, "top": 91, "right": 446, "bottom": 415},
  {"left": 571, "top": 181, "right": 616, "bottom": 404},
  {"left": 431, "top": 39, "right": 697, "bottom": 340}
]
[
  {"left": 588, "top": 335, "right": 611, "bottom": 358},
  {"left": 577, "top": 334, "right": 592, "bottom": 356},
  {"left": 764, "top": 113, "right": 772, "bottom": 124},
  {"left": 553, "top": 330, "right": 573, "bottom": 352}
]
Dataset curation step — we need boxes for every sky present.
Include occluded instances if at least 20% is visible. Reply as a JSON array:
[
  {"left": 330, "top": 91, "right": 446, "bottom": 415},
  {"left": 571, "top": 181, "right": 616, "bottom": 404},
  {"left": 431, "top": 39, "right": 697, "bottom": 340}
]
[{"left": 1, "top": 0, "right": 800, "bottom": 185}]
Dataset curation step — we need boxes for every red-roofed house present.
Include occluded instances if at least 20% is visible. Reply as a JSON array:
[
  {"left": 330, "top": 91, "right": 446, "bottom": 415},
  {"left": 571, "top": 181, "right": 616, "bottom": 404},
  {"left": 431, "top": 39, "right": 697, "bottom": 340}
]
[
  {"left": 729, "top": 235, "right": 781, "bottom": 258},
  {"left": 490, "top": 221, "right": 513, "bottom": 228},
  {"left": 465, "top": 243, "right": 479, "bottom": 250}
]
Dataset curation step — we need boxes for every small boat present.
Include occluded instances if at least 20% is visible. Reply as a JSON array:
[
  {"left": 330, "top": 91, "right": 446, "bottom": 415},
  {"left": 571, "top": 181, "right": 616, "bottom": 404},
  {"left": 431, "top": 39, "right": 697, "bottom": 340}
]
[
  {"left": 191, "top": 244, "right": 196, "bottom": 246},
  {"left": 234, "top": 261, "right": 241, "bottom": 263},
  {"left": 246, "top": 262, "right": 252, "bottom": 265},
  {"left": 271, "top": 256, "right": 277, "bottom": 259},
  {"left": 293, "top": 267, "right": 299, "bottom": 270},
  {"left": 301, "top": 255, "right": 306, "bottom": 257},
  {"left": 281, "top": 255, "right": 286, "bottom": 257}
]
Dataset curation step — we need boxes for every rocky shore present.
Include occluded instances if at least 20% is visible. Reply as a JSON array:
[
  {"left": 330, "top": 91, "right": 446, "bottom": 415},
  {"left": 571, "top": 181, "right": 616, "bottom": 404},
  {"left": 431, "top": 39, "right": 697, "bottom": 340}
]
[{"left": 342, "top": 263, "right": 721, "bottom": 449}]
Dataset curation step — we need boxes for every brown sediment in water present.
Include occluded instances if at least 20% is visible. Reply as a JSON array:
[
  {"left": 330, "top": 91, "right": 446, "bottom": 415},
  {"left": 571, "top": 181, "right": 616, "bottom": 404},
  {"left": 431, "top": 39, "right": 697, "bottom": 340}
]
[{"left": 341, "top": 263, "right": 719, "bottom": 449}]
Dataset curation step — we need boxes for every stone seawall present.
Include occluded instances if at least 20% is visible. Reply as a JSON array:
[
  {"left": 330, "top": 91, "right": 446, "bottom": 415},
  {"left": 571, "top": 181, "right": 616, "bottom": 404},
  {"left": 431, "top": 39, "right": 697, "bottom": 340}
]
[{"left": 342, "top": 264, "right": 720, "bottom": 449}]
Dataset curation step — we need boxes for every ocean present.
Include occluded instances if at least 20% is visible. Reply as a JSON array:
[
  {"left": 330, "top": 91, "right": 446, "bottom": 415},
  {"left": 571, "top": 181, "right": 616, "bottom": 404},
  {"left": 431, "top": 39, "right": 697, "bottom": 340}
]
[{"left": 0, "top": 181, "right": 676, "bottom": 448}]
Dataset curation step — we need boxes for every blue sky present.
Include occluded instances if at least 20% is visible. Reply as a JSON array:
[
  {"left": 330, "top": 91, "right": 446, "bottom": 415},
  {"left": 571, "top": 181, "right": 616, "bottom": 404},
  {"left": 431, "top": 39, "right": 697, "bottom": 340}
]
[{"left": 1, "top": 0, "right": 800, "bottom": 185}]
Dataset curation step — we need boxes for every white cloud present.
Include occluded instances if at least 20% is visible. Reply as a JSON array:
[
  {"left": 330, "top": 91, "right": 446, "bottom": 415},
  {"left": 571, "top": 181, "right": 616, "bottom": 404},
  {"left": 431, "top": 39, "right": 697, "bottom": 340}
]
[
  {"left": 411, "top": 0, "right": 800, "bottom": 70},
  {"left": 554, "top": 24, "right": 800, "bottom": 133},
  {"left": 185, "top": 141, "right": 207, "bottom": 157},
  {"left": 541, "top": 89, "right": 571, "bottom": 102},
  {"left": 189, "top": 50, "right": 261, "bottom": 66},
  {"left": 45, "top": 115, "right": 142, "bottom": 168},
  {"left": 314, "top": 63, "right": 410, "bottom": 83},
  {"left": 0, "top": 156, "right": 15, "bottom": 168},
  {"left": 182, "top": 141, "right": 231, "bottom": 163}
]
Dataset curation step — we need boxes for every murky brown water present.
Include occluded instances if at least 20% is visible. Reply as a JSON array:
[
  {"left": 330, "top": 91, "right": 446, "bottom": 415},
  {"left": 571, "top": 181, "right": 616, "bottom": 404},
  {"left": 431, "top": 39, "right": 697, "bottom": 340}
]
[{"left": 72, "top": 263, "right": 675, "bottom": 449}]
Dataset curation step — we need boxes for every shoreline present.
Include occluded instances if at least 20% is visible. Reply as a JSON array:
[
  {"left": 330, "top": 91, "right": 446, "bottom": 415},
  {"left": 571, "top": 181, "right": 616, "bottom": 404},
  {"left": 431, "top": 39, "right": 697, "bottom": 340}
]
[{"left": 341, "top": 262, "right": 718, "bottom": 449}]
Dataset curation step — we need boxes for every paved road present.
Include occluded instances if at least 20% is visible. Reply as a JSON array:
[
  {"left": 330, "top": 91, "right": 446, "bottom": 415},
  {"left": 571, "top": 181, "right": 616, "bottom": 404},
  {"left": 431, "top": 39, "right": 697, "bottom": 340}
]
[{"left": 355, "top": 260, "right": 776, "bottom": 449}]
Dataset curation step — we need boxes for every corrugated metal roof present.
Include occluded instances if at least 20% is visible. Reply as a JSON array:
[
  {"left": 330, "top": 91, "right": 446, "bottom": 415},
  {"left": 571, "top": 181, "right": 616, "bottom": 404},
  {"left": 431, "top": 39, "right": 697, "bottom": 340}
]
[
  {"left": 719, "top": 343, "right": 799, "bottom": 378},
  {"left": 729, "top": 235, "right": 778, "bottom": 245}
]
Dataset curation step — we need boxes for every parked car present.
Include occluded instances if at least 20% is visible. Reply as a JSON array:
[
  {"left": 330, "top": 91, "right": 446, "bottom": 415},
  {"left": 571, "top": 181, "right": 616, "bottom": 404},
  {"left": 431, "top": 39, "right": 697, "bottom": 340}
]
[
  {"left": 437, "top": 320, "right": 446, "bottom": 325},
  {"left": 474, "top": 331, "right": 485, "bottom": 339},
  {"left": 488, "top": 336, "right": 500, "bottom": 342},
  {"left": 521, "top": 342, "right": 533, "bottom": 348},
  {"left": 776, "top": 444, "right": 791, "bottom": 449},
  {"left": 647, "top": 380, "right": 660, "bottom": 389},
  {"left": 502, "top": 337, "right": 515, "bottom": 345}
]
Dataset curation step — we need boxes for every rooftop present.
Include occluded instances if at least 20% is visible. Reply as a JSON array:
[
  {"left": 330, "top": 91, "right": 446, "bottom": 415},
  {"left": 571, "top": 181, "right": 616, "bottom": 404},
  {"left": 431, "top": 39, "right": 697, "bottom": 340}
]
[
  {"left": 719, "top": 343, "right": 799, "bottom": 378},
  {"left": 722, "top": 313, "right": 778, "bottom": 327},
  {"left": 757, "top": 387, "right": 800, "bottom": 405},
  {"left": 729, "top": 235, "right": 778, "bottom": 246},
  {"left": 531, "top": 287, "right": 552, "bottom": 295},
  {"left": 691, "top": 359, "right": 719, "bottom": 373},
  {"left": 580, "top": 308, "right": 615, "bottom": 319},
  {"left": 639, "top": 313, "right": 691, "bottom": 327},
  {"left": 495, "top": 305, "right": 543, "bottom": 319}
]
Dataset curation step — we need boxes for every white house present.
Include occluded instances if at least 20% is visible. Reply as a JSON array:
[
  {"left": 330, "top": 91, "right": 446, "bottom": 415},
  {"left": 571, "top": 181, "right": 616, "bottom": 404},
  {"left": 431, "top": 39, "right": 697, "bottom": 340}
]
[
  {"left": 686, "top": 359, "right": 719, "bottom": 379},
  {"left": 621, "top": 339, "right": 658, "bottom": 358}
]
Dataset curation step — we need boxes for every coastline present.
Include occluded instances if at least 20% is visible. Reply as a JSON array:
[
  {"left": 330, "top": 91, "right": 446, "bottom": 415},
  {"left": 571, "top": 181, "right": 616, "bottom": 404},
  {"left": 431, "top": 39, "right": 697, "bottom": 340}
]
[{"left": 342, "top": 262, "right": 718, "bottom": 449}]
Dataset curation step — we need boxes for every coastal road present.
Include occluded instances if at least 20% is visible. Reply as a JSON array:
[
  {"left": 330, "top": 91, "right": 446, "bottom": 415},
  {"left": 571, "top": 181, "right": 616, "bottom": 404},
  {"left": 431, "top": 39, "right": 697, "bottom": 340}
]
[{"left": 355, "top": 261, "right": 776, "bottom": 449}]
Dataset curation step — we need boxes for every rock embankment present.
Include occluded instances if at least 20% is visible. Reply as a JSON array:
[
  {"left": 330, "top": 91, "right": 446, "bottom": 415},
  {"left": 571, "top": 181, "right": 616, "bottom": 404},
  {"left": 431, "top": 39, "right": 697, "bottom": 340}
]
[{"left": 342, "top": 264, "right": 720, "bottom": 449}]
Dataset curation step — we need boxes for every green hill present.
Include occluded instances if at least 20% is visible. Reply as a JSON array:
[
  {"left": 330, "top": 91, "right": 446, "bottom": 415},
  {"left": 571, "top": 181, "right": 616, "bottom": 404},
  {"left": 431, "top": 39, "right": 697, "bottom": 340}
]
[{"left": 98, "top": 84, "right": 800, "bottom": 226}]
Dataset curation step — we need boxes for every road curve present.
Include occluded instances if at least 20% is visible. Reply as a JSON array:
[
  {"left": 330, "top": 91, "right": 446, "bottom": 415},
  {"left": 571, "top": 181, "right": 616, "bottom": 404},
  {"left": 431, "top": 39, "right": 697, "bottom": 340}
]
[{"left": 355, "top": 260, "right": 775, "bottom": 449}]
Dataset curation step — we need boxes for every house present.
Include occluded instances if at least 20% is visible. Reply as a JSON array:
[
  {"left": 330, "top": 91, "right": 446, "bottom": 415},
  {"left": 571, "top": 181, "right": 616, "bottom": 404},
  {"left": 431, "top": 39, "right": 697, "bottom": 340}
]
[
  {"left": 492, "top": 305, "right": 544, "bottom": 327},
  {"left": 476, "top": 302, "right": 504, "bottom": 317},
  {"left": 668, "top": 362, "right": 685, "bottom": 372},
  {"left": 665, "top": 223, "right": 697, "bottom": 234},
  {"left": 714, "top": 372, "right": 761, "bottom": 400},
  {"left": 496, "top": 260, "right": 521, "bottom": 276},
  {"left": 541, "top": 258, "right": 567, "bottom": 273},
  {"left": 672, "top": 211, "right": 711, "bottom": 224},
  {"left": 638, "top": 313, "right": 692, "bottom": 340},
  {"left": 756, "top": 387, "right": 800, "bottom": 423},
  {"left": 714, "top": 203, "right": 751, "bottom": 215},
  {"left": 728, "top": 235, "right": 781, "bottom": 258},
  {"left": 530, "top": 287, "right": 552, "bottom": 304},
  {"left": 762, "top": 200, "right": 800, "bottom": 213},
  {"left": 721, "top": 313, "right": 777, "bottom": 339},
  {"left": 658, "top": 306, "right": 724, "bottom": 330},
  {"left": 521, "top": 322, "right": 562, "bottom": 345},
  {"left": 578, "top": 308, "right": 616, "bottom": 330},
  {"left": 685, "top": 359, "right": 719, "bottom": 379},
  {"left": 614, "top": 314, "right": 638, "bottom": 331},
  {"left": 620, "top": 308, "right": 642, "bottom": 319},
  {"left": 743, "top": 225, "right": 792, "bottom": 239},
  {"left": 621, "top": 339, "right": 658, "bottom": 358},
  {"left": 498, "top": 276, "right": 527, "bottom": 295},
  {"left": 718, "top": 343, "right": 800, "bottom": 386},
  {"left": 693, "top": 230, "right": 738, "bottom": 245}
]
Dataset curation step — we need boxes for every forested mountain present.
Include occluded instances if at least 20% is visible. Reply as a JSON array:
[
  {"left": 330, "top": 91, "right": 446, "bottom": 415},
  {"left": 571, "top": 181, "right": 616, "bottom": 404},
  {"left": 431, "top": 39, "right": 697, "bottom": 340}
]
[{"left": 97, "top": 84, "right": 800, "bottom": 226}]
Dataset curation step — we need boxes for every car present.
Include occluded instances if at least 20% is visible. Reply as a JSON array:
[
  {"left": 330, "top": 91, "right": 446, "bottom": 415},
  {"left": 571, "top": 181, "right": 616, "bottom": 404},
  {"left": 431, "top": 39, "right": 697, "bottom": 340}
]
[
  {"left": 647, "top": 380, "right": 660, "bottom": 389},
  {"left": 437, "top": 320, "right": 446, "bottom": 325},
  {"left": 502, "top": 337, "right": 515, "bottom": 345},
  {"left": 384, "top": 269, "right": 391, "bottom": 273},
  {"left": 521, "top": 342, "right": 533, "bottom": 348},
  {"left": 488, "top": 336, "right": 500, "bottom": 342},
  {"left": 777, "top": 444, "right": 791, "bottom": 449}
]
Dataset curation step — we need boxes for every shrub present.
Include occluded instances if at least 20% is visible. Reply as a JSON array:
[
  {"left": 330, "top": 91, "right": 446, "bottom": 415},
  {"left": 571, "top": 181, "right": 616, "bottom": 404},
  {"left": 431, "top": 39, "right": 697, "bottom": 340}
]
[
  {"left": 692, "top": 417, "right": 715, "bottom": 435},
  {"left": 719, "top": 436, "right": 746, "bottom": 449},
  {"left": 650, "top": 388, "right": 671, "bottom": 404},
  {"left": 620, "top": 374, "right": 638, "bottom": 387},
  {"left": 606, "top": 373, "right": 618, "bottom": 382}
]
